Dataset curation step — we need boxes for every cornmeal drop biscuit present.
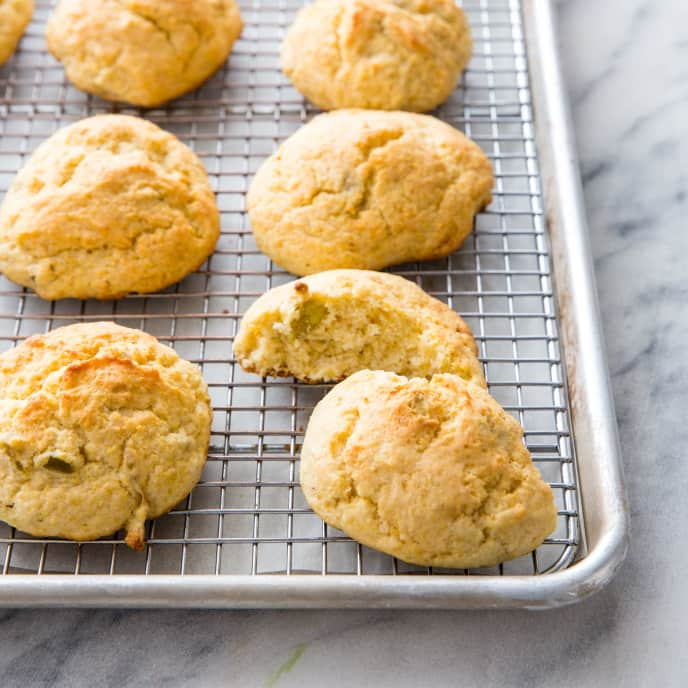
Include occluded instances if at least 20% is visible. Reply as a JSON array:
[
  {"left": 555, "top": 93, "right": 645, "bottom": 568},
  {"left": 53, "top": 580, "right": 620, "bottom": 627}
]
[
  {"left": 0, "top": 322, "right": 211, "bottom": 550},
  {"left": 282, "top": 0, "right": 472, "bottom": 112},
  {"left": 0, "top": 0, "right": 33, "bottom": 65},
  {"left": 301, "top": 371, "right": 557, "bottom": 569},
  {"left": 234, "top": 269, "right": 485, "bottom": 386},
  {"left": 248, "top": 110, "right": 493, "bottom": 275},
  {"left": 46, "top": 0, "right": 242, "bottom": 106},
  {"left": 0, "top": 114, "right": 220, "bottom": 300}
]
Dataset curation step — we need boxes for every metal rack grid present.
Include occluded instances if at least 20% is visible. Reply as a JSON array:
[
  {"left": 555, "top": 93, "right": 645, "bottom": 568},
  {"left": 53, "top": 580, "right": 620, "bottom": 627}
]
[{"left": 0, "top": 0, "right": 581, "bottom": 579}]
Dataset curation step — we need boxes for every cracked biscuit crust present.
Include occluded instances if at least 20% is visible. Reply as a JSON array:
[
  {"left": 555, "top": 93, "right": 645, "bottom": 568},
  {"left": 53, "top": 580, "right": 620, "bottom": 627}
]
[
  {"left": 0, "top": 0, "right": 33, "bottom": 65},
  {"left": 234, "top": 269, "right": 486, "bottom": 386},
  {"left": 248, "top": 110, "right": 493, "bottom": 275},
  {"left": 300, "top": 371, "right": 557, "bottom": 568},
  {"left": 0, "top": 114, "right": 220, "bottom": 300},
  {"left": 46, "top": 0, "right": 242, "bottom": 106},
  {"left": 0, "top": 322, "right": 211, "bottom": 550},
  {"left": 282, "top": 0, "right": 472, "bottom": 112}
]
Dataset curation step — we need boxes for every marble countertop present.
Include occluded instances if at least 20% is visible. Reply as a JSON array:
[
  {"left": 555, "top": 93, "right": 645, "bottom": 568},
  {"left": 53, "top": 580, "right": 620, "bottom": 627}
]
[{"left": 1, "top": 0, "right": 686, "bottom": 685}]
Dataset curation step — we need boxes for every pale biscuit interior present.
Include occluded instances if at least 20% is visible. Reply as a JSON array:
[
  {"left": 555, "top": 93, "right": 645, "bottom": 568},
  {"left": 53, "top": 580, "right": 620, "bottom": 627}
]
[{"left": 234, "top": 270, "right": 485, "bottom": 386}]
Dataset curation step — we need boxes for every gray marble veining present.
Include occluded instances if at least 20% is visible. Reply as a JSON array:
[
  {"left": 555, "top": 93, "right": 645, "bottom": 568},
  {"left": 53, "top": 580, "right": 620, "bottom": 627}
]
[{"left": 1, "top": 0, "right": 686, "bottom": 685}]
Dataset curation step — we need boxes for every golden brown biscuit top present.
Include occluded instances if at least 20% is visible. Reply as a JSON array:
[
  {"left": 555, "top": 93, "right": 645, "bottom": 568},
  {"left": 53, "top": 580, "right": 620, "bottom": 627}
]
[
  {"left": 0, "top": 0, "right": 33, "bottom": 65},
  {"left": 300, "top": 370, "right": 558, "bottom": 568},
  {"left": 248, "top": 109, "right": 493, "bottom": 275},
  {"left": 0, "top": 322, "right": 211, "bottom": 549},
  {"left": 281, "top": 0, "right": 472, "bottom": 111},
  {"left": 0, "top": 322, "right": 182, "bottom": 398},
  {"left": 0, "top": 114, "right": 220, "bottom": 300},
  {"left": 46, "top": 0, "right": 242, "bottom": 106}
]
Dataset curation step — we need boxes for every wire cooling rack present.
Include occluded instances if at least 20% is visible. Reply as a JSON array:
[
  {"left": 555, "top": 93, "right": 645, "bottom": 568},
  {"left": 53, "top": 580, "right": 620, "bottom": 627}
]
[{"left": 0, "top": 0, "right": 581, "bottom": 579}]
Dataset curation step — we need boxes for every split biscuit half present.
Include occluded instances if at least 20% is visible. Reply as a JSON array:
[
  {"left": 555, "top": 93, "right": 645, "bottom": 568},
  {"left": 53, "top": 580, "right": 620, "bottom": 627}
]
[{"left": 234, "top": 269, "right": 485, "bottom": 386}]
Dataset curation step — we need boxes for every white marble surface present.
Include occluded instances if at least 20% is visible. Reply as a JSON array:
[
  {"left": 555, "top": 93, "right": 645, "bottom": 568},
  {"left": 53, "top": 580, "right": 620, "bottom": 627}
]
[{"left": 1, "top": 1, "right": 686, "bottom": 685}]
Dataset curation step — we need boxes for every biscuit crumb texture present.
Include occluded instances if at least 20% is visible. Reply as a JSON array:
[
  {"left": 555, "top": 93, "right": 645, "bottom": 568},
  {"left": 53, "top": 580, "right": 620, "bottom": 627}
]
[
  {"left": 282, "top": 0, "right": 471, "bottom": 112},
  {"left": 234, "top": 270, "right": 485, "bottom": 386},
  {"left": 0, "top": 115, "right": 220, "bottom": 300},
  {"left": 248, "top": 110, "right": 493, "bottom": 275},
  {"left": 300, "top": 371, "right": 557, "bottom": 568},
  {"left": 46, "top": 0, "right": 242, "bottom": 106},
  {"left": 0, "top": 322, "right": 211, "bottom": 549},
  {"left": 0, "top": 0, "right": 33, "bottom": 65}
]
